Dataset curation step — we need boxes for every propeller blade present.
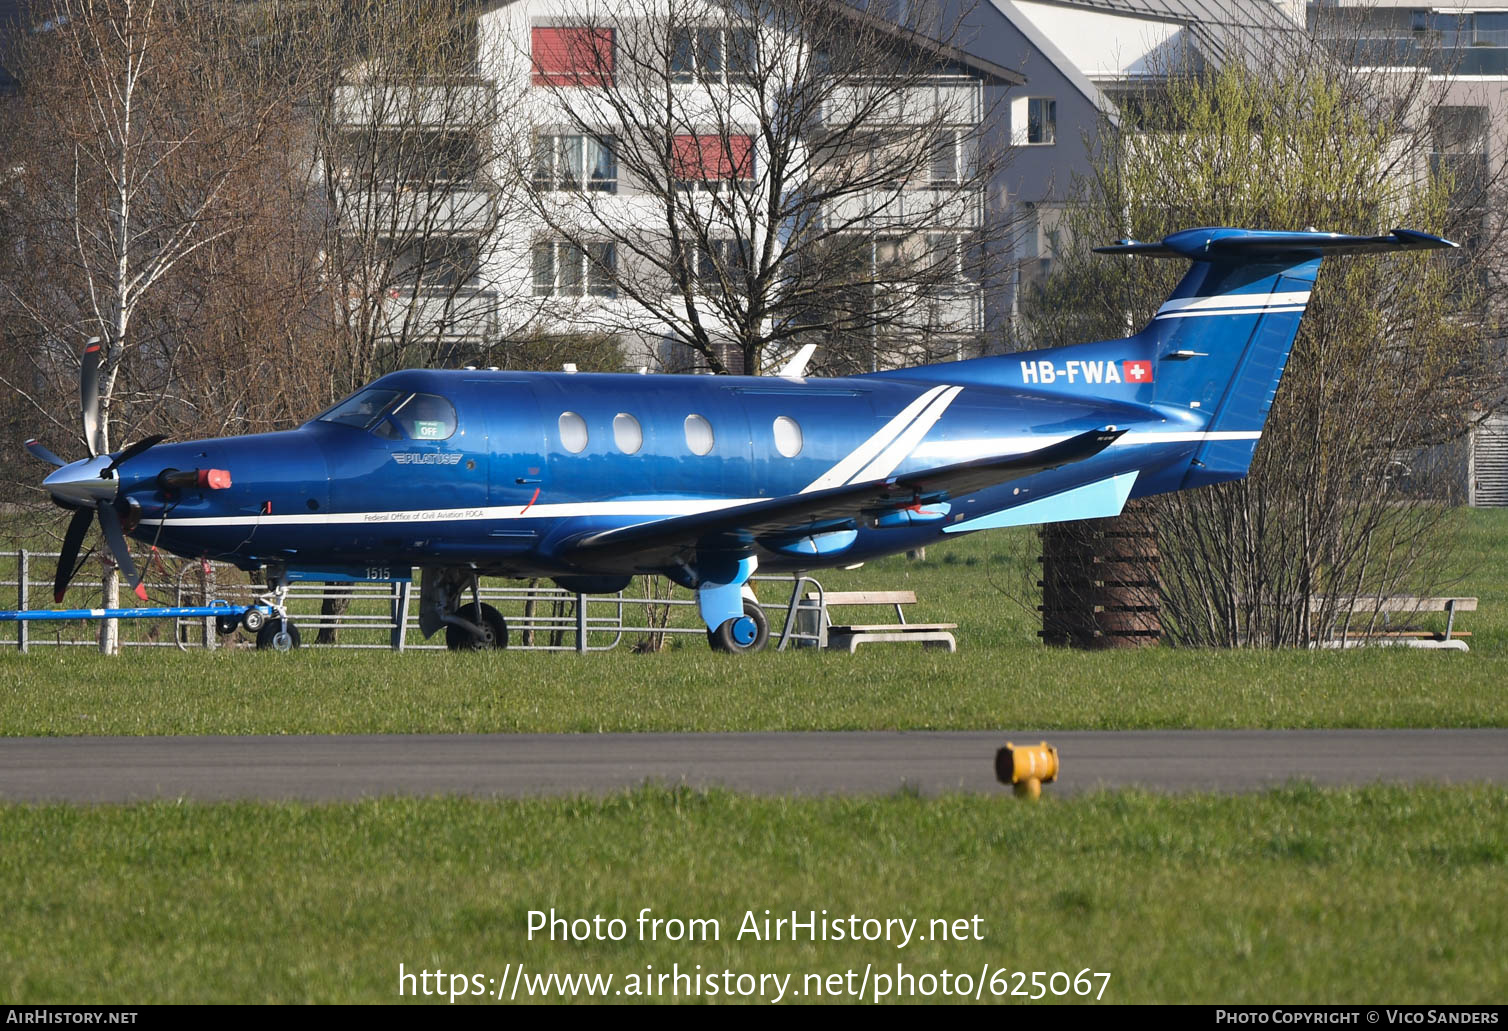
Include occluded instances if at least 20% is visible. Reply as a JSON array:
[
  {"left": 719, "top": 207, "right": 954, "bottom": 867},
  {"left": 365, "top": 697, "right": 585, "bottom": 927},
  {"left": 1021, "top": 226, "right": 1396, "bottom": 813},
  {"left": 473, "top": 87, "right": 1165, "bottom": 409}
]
[
  {"left": 53, "top": 507, "right": 93, "bottom": 603},
  {"left": 24, "top": 439, "right": 67, "bottom": 468},
  {"left": 80, "top": 339, "right": 102, "bottom": 457},
  {"left": 106, "top": 434, "right": 167, "bottom": 474},
  {"left": 96, "top": 501, "right": 148, "bottom": 602}
]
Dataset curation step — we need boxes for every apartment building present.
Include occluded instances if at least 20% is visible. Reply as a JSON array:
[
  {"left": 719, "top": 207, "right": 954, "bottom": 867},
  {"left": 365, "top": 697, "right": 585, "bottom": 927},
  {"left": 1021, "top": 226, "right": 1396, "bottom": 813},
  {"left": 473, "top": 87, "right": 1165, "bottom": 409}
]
[
  {"left": 332, "top": 0, "right": 1023, "bottom": 374},
  {"left": 1307, "top": 1, "right": 1508, "bottom": 504}
]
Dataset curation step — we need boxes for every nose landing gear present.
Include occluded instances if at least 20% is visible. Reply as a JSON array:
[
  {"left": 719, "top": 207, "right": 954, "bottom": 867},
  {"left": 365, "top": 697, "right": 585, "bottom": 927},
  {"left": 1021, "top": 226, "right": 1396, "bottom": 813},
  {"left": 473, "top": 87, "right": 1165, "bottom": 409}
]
[{"left": 250, "top": 574, "right": 300, "bottom": 652}]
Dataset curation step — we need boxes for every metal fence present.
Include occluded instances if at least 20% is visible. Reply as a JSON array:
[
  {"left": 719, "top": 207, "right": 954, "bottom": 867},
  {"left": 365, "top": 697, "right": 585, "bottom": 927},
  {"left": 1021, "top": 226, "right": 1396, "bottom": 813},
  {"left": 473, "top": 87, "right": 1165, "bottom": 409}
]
[{"left": 1, "top": 550, "right": 827, "bottom": 653}]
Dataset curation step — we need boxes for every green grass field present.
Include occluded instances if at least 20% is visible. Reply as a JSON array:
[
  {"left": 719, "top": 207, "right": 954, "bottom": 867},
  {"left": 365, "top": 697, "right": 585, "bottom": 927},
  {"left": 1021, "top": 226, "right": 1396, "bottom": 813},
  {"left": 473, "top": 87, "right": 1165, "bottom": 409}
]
[
  {"left": 3, "top": 509, "right": 1505, "bottom": 735},
  {"left": 3, "top": 511, "right": 1505, "bottom": 1005},
  {"left": 2, "top": 785, "right": 1504, "bottom": 1004}
]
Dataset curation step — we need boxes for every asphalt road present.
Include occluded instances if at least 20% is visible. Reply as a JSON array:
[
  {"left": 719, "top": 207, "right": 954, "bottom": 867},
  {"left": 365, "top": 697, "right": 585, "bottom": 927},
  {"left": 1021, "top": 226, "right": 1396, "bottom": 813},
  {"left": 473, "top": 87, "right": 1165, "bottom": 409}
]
[{"left": 1, "top": 729, "right": 1505, "bottom": 802}]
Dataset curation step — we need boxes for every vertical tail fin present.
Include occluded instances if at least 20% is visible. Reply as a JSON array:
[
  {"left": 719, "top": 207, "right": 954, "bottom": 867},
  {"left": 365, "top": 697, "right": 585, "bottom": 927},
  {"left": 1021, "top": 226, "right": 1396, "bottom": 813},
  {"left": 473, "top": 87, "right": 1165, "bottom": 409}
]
[{"left": 1095, "top": 227, "right": 1454, "bottom": 489}]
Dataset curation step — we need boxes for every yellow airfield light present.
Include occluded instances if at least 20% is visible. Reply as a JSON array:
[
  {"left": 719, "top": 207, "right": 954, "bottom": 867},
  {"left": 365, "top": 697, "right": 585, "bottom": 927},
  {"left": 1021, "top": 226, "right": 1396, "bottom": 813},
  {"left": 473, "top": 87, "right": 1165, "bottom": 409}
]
[{"left": 995, "top": 741, "right": 1059, "bottom": 799}]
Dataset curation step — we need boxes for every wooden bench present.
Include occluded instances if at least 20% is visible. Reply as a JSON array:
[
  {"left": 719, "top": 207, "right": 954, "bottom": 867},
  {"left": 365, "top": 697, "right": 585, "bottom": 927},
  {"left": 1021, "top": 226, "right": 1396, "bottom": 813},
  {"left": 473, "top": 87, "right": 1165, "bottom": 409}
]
[
  {"left": 804, "top": 590, "right": 957, "bottom": 653},
  {"left": 1314, "top": 596, "right": 1476, "bottom": 652}
]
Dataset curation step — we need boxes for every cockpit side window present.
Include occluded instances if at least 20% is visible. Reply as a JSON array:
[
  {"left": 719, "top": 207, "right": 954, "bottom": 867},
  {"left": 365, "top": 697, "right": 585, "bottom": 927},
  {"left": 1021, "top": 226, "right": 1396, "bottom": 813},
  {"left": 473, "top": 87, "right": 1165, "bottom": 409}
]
[
  {"left": 315, "top": 388, "right": 404, "bottom": 430},
  {"left": 383, "top": 391, "right": 452, "bottom": 440},
  {"left": 389, "top": 392, "right": 457, "bottom": 441}
]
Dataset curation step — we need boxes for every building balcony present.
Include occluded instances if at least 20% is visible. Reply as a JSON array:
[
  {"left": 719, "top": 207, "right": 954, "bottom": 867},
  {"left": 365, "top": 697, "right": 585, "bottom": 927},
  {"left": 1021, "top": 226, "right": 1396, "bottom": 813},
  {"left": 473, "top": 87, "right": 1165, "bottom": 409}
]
[
  {"left": 821, "top": 78, "right": 982, "bottom": 129},
  {"left": 336, "top": 187, "right": 496, "bottom": 237},
  {"left": 335, "top": 81, "right": 497, "bottom": 129},
  {"left": 1321, "top": 35, "right": 1508, "bottom": 75},
  {"left": 374, "top": 286, "right": 500, "bottom": 342},
  {"left": 924, "top": 285, "right": 984, "bottom": 335},
  {"left": 822, "top": 185, "right": 982, "bottom": 232}
]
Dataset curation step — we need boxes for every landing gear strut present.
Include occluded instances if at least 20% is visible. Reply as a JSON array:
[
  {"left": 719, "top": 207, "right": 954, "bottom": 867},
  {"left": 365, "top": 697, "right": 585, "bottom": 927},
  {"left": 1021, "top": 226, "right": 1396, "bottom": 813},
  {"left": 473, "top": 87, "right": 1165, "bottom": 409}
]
[{"left": 694, "top": 556, "right": 768, "bottom": 654}]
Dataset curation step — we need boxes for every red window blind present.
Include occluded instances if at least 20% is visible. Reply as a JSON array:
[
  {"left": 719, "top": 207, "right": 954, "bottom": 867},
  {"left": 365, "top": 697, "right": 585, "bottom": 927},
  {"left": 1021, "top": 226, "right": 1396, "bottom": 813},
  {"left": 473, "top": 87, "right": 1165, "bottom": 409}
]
[
  {"left": 671, "top": 134, "right": 753, "bottom": 180},
  {"left": 532, "top": 27, "right": 614, "bottom": 86}
]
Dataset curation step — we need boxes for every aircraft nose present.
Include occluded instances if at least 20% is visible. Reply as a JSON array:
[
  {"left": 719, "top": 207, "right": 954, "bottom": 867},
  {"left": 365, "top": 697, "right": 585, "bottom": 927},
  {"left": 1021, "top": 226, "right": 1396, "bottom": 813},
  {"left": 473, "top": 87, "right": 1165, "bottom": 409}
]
[{"left": 42, "top": 456, "right": 118, "bottom": 507}]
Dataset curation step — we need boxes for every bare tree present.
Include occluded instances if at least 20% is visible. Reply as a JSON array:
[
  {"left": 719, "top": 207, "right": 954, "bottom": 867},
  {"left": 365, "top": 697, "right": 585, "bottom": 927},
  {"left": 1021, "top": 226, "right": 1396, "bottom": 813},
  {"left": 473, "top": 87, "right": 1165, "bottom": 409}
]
[
  {"left": 1019, "top": 47, "right": 1503, "bottom": 647},
  {"left": 299, "top": 0, "right": 545, "bottom": 388},
  {"left": 516, "top": 0, "right": 1010, "bottom": 375},
  {"left": 0, "top": 0, "right": 328, "bottom": 651}
]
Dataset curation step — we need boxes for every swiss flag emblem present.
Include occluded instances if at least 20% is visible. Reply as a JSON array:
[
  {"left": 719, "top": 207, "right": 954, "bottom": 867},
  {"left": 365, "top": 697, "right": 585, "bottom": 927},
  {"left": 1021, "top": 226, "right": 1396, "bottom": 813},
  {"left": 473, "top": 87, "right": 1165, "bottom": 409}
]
[{"left": 1123, "top": 360, "right": 1153, "bottom": 383}]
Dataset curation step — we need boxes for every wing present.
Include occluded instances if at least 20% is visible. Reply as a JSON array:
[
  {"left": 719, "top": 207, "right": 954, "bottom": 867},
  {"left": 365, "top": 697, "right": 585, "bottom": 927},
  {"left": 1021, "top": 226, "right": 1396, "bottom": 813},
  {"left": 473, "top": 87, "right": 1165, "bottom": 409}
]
[{"left": 561, "top": 427, "right": 1124, "bottom": 567}]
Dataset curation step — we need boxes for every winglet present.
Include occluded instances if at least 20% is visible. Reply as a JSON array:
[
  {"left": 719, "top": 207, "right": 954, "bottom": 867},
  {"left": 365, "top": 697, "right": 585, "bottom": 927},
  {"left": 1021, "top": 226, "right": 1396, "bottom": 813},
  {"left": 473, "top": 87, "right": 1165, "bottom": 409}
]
[{"left": 778, "top": 343, "right": 818, "bottom": 378}]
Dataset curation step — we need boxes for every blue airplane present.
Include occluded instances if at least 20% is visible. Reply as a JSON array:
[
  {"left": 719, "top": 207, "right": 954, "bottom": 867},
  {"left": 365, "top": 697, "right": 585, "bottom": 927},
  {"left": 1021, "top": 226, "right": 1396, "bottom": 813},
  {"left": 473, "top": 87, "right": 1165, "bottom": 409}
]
[{"left": 25, "top": 227, "right": 1453, "bottom": 652}]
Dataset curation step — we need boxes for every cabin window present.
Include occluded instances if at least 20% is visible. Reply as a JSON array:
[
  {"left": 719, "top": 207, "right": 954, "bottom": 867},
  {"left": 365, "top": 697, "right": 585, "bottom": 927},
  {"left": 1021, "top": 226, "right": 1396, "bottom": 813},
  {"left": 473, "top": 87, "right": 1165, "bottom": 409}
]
[
  {"left": 684, "top": 413, "right": 714, "bottom": 455},
  {"left": 388, "top": 392, "right": 457, "bottom": 440},
  {"left": 613, "top": 412, "right": 643, "bottom": 454},
  {"left": 559, "top": 411, "right": 589, "bottom": 453},
  {"left": 773, "top": 415, "right": 802, "bottom": 457}
]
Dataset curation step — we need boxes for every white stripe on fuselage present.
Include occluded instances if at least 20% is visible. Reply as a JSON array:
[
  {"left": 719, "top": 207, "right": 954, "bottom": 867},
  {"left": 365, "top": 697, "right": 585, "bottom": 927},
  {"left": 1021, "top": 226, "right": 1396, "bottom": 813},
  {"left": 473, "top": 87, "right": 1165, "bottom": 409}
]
[
  {"left": 798, "top": 384, "right": 950, "bottom": 493},
  {"left": 145, "top": 429, "right": 1256, "bottom": 530},
  {"left": 848, "top": 385, "right": 964, "bottom": 484}
]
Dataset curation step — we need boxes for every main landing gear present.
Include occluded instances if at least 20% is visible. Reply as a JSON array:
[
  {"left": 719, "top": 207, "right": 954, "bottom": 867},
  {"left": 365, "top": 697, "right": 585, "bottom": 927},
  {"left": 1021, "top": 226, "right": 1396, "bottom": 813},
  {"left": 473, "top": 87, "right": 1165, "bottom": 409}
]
[
  {"left": 706, "top": 598, "right": 769, "bottom": 654},
  {"left": 693, "top": 556, "right": 770, "bottom": 654},
  {"left": 445, "top": 601, "right": 508, "bottom": 651}
]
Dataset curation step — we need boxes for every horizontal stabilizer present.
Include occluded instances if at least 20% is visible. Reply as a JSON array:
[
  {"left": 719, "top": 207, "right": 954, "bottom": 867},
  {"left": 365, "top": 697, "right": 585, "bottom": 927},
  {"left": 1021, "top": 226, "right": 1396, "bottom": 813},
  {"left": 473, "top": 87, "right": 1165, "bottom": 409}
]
[{"left": 1094, "top": 227, "right": 1456, "bottom": 260}]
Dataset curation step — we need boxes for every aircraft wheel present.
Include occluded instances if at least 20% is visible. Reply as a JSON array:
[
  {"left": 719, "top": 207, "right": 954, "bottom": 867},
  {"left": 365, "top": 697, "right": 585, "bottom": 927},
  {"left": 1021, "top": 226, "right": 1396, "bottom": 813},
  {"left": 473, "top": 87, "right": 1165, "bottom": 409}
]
[
  {"left": 446, "top": 602, "right": 508, "bottom": 651},
  {"left": 255, "top": 619, "right": 301, "bottom": 652},
  {"left": 241, "top": 607, "right": 266, "bottom": 633},
  {"left": 707, "top": 600, "right": 769, "bottom": 654}
]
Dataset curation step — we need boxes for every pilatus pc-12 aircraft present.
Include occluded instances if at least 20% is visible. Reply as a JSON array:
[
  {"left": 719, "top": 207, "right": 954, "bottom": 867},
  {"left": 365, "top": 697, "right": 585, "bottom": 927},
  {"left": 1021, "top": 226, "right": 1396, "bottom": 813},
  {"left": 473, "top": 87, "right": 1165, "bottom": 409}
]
[{"left": 26, "top": 226, "right": 1453, "bottom": 652}]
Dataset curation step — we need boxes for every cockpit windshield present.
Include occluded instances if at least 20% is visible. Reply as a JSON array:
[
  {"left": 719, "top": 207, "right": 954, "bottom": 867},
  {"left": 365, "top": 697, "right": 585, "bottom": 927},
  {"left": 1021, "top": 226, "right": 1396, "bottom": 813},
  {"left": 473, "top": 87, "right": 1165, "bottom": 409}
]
[
  {"left": 315, "top": 388, "right": 404, "bottom": 430},
  {"left": 314, "top": 388, "right": 457, "bottom": 441}
]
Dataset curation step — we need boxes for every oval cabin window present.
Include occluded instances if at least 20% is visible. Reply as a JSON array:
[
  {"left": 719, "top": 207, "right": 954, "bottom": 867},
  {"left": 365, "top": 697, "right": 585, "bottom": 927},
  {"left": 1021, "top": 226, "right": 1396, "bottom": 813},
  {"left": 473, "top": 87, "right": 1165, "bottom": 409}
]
[
  {"left": 558, "top": 411, "right": 589, "bottom": 453},
  {"left": 684, "top": 413, "right": 714, "bottom": 456},
  {"left": 773, "top": 415, "right": 803, "bottom": 458},
  {"left": 613, "top": 412, "right": 643, "bottom": 454}
]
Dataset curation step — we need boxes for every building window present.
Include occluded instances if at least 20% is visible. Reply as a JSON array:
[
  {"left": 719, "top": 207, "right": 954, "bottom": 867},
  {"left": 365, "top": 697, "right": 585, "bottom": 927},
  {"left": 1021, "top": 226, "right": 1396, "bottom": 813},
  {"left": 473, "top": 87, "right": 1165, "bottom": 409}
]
[
  {"left": 532, "top": 26, "right": 615, "bottom": 87},
  {"left": 533, "top": 134, "right": 617, "bottom": 192},
  {"left": 672, "top": 134, "right": 753, "bottom": 191},
  {"left": 926, "top": 233, "right": 966, "bottom": 282},
  {"left": 391, "top": 237, "right": 481, "bottom": 289},
  {"left": 558, "top": 411, "right": 589, "bottom": 453},
  {"left": 1011, "top": 96, "right": 1056, "bottom": 145},
  {"left": 684, "top": 414, "right": 715, "bottom": 455},
  {"left": 671, "top": 26, "right": 756, "bottom": 84},
  {"left": 533, "top": 240, "right": 617, "bottom": 297},
  {"left": 613, "top": 412, "right": 643, "bottom": 454},
  {"left": 773, "top": 416, "right": 803, "bottom": 458},
  {"left": 696, "top": 239, "right": 750, "bottom": 290},
  {"left": 928, "top": 130, "right": 971, "bottom": 185}
]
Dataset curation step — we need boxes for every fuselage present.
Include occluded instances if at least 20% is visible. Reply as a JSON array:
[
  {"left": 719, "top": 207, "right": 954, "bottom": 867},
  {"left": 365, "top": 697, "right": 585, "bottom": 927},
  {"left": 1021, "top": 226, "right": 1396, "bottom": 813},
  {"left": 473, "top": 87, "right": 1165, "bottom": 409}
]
[{"left": 123, "top": 366, "right": 1206, "bottom": 579}]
